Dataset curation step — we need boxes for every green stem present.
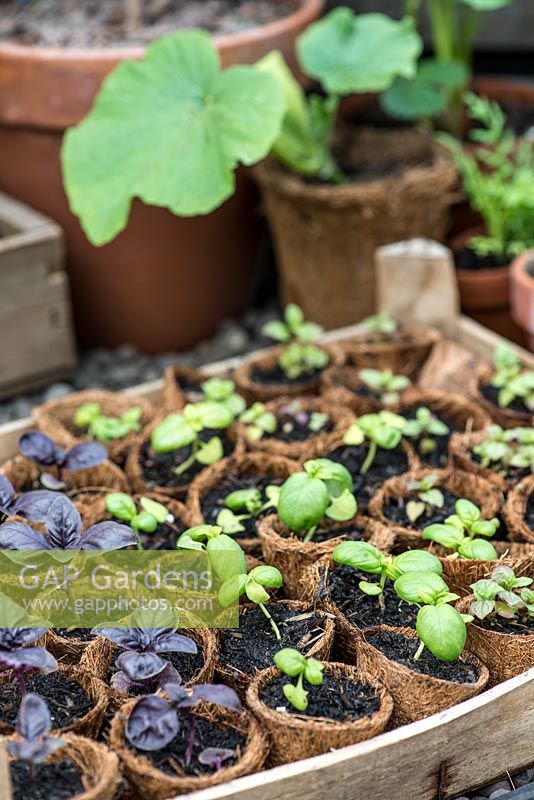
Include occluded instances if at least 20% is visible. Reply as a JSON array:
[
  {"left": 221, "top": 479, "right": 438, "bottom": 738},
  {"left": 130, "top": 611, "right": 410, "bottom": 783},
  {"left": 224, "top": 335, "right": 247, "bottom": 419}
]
[
  {"left": 427, "top": 0, "right": 454, "bottom": 62},
  {"left": 303, "top": 525, "right": 317, "bottom": 544},
  {"left": 414, "top": 640, "right": 425, "bottom": 661},
  {"left": 404, "top": 0, "right": 421, "bottom": 25},
  {"left": 360, "top": 441, "right": 377, "bottom": 476},
  {"left": 174, "top": 438, "right": 199, "bottom": 476},
  {"left": 259, "top": 602, "right": 282, "bottom": 641}
]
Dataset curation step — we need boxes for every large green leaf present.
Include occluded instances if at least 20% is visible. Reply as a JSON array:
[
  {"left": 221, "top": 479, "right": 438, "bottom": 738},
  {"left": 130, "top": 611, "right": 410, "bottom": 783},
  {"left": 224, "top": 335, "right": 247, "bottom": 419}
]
[
  {"left": 62, "top": 30, "right": 285, "bottom": 245},
  {"left": 416, "top": 604, "right": 467, "bottom": 662},
  {"left": 277, "top": 473, "right": 329, "bottom": 533},
  {"left": 297, "top": 9, "right": 422, "bottom": 95},
  {"left": 381, "top": 59, "right": 468, "bottom": 121}
]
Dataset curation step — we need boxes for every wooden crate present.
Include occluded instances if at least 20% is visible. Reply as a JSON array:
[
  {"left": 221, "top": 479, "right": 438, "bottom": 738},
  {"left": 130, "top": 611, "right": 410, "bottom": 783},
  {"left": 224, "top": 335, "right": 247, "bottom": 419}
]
[
  {"left": 0, "top": 191, "right": 76, "bottom": 398},
  {"left": 0, "top": 314, "right": 532, "bottom": 799}
]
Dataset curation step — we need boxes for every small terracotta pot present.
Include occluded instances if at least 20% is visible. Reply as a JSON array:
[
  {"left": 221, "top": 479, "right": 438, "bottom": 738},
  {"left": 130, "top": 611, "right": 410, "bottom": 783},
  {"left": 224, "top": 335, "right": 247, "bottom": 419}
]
[
  {"left": 5, "top": 732, "right": 122, "bottom": 800},
  {"left": 457, "top": 595, "right": 534, "bottom": 687},
  {"left": 110, "top": 699, "right": 268, "bottom": 800},
  {"left": 246, "top": 662, "right": 393, "bottom": 765},
  {"left": 339, "top": 326, "right": 442, "bottom": 381},
  {"left": 510, "top": 250, "right": 534, "bottom": 351},
  {"left": 355, "top": 625, "right": 489, "bottom": 726},
  {"left": 231, "top": 395, "right": 353, "bottom": 461},
  {"left": 186, "top": 452, "right": 300, "bottom": 557},
  {"left": 505, "top": 474, "right": 534, "bottom": 545},
  {"left": 233, "top": 344, "right": 345, "bottom": 404}
]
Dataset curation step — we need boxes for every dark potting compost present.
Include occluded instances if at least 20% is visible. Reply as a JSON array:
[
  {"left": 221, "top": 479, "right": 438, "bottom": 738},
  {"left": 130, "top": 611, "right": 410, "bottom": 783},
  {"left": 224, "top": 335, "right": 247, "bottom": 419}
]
[
  {"left": 260, "top": 673, "right": 380, "bottom": 721},
  {"left": 10, "top": 759, "right": 84, "bottom": 800},
  {"left": 0, "top": 673, "right": 92, "bottom": 728}
]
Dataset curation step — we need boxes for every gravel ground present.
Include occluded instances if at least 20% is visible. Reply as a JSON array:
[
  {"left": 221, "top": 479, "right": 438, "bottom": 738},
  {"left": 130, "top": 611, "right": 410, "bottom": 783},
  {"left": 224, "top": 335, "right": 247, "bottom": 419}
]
[
  {"left": 0, "top": 305, "right": 278, "bottom": 424},
  {"left": 456, "top": 767, "right": 534, "bottom": 799}
]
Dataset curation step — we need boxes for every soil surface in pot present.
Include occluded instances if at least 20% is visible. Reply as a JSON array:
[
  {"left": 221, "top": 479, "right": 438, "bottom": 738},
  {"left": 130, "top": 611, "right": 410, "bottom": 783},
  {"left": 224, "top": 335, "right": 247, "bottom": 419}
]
[
  {"left": 480, "top": 383, "right": 532, "bottom": 416},
  {"left": 383, "top": 488, "right": 461, "bottom": 531},
  {"left": 327, "top": 564, "right": 417, "bottom": 629},
  {"left": 260, "top": 672, "right": 380, "bottom": 721},
  {"left": 365, "top": 629, "right": 480, "bottom": 683},
  {"left": 328, "top": 443, "right": 409, "bottom": 509},
  {"left": 250, "top": 363, "right": 325, "bottom": 389},
  {"left": 264, "top": 407, "right": 332, "bottom": 444},
  {"left": 141, "top": 429, "right": 234, "bottom": 488},
  {"left": 274, "top": 519, "right": 365, "bottom": 545},
  {"left": 106, "top": 643, "right": 205, "bottom": 690},
  {"left": 220, "top": 603, "right": 328, "bottom": 675},
  {"left": 136, "top": 715, "right": 245, "bottom": 776},
  {"left": 10, "top": 759, "right": 84, "bottom": 800},
  {"left": 471, "top": 614, "right": 534, "bottom": 636},
  {"left": 0, "top": 672, "right": 92, "bottom": 728},
  {"left": 454, "top": 247, "right": 508, "bottom": 272},
  {"left": 0, "top": 0, "right": 299, "bottom": 46},
  {"left": 55, "top": 627, "right": 95, "bottom": 642},
  {"left": 470, "top": 450, "right": 531, "bottom": 485},
  {"left": 113, "top": 517, "right": 187, "bottom": 550},
  {"left": 201, "top": 473, "right": 282, "bottom": 540},
  {"left": 398, "top": 409, "right": 456, "bottom": 468}
]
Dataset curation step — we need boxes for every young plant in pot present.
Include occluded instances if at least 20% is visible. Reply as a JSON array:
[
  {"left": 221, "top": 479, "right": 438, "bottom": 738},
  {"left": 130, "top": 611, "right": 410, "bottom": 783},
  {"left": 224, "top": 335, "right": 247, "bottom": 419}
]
[
  {"left": 442, "top": 94, "right": 534, "bottom": 335},
  {"left": 127, "top": 400, "right": 236, "bottom": 497},
  {"left": 356, "top": 573, "right": 489, "bottom": 725},
  {"left": 258, "top": 457, "right": 358, "bottom": 595},
  {"left": 104, "top": 491, "right": 190, "bottom": 550},
  {"left": 505, "top": 473, "right": 534, "bottom": 545},
  {"left": 322, "top": 365, "right": 412, "bottom": 414},
  {"left": 234, "top": 304, "right": 342, "bottom": 402},
  {"left": 450, "top": 424, "right": 534, "bottom": 490},
  {"left": 475, "top": 344, "right": 534, "bottom": 427},
  {"left": 457, "top": 565, "right": 534, "bottom": 685},
  {"left": 111, "top": 681, "right": 266, "bottom": 800},
  {"left": 216, "top": 563, "right": 335, "bottom": 693},
  {"left": 0, "top": 475, "right": 59, "bottom": 527},
  {"left": 254, "top": 8, "right": 457, "bottom": 328},
  {"left": 322, "top": 412, "right": 415, "bottom": 511},
  {"left": 245, "top": 649, "right": 393, "bottom": 765}
]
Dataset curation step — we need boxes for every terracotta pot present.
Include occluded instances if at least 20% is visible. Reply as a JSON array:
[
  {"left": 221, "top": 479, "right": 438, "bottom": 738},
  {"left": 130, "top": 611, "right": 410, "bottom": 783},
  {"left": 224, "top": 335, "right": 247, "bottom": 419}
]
[
  {"left": 472, "top": 75, "right": 534, "bottom": 131},
  {"left": 510, "top": 250, "right": 534, "bottom": 351},
  {"left": 450, "top": 226, "right": 527, "bottom": 345},
  {"left": 0, "top": 0, "right": 324, "bottom": 352}
]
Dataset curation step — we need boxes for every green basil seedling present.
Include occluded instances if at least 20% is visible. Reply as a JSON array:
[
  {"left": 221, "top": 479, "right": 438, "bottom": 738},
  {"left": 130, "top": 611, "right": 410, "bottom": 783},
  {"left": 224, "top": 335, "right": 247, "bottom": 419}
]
[
  {"left": 262, "top": 304, "right": 329, "bottom": 380},
  {"left": 489, "top": 344, "right": 534, "bottom": 411},
  {"left": 470, "top": 566, "right": 534, "bottom": 623},
  {"left": 332, "top": 540, "right": 442, "bottom": 610},
  {"left": 277, "top": 459, "right": 357, "bottom": 542},
  {"left": 343, "top": 411, "right": 407, "bottom": 475},
  {"left": 358, "top": 368, "right": 411, "bottom": 405},
  {"left": 362, "top": 311, "right": 398, "bottom": 336},
  {"left": 394, "top": 571, "right": 471, "bottom": 662},
  {"left": 219, "top": 565, "right": 284, "bottom": 640},
  {"left": 201, "top": 378, "right": 246, "bottom": 419},
  {"left": 405, "top": 474, "right": 445, "bottom": 524},
  {"left": 105, "top": 492, "right": 175, "bottom": 536},
  {"left": 274, "top": 648, "right": 324, "bottom": 711},
  {"left": 74, "top": 403, "right": 143, "bottom": 442},
  {"left": 177, "top": 525, "right": 247, "bottom": 582},
  {"left": 422, "top": 498, "right": 500, "bottom": 560},
  {"left": 238, "top": 403, "right": 278, "bottom": 442},
  {"left": 151, "top": 401, "right": 233, "bottom": 475},
  {"left": 473, "top": 426, "right": 534, "bottom": 475},
  {"left": 402, "top": 407, "right": 449, "bottom": 457},
  {"left": 216, "top": 486, "right": 280, "bottom": 534}
]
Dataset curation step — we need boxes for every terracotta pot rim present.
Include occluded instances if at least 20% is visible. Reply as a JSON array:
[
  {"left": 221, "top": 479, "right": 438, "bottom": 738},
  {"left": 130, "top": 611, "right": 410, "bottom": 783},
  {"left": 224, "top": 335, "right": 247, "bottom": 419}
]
[
  {"left": 0, "top": 0, "right": 323, "bottom": 61},
  {"left": 455, "top": 265, "right": 510, "bottom": 280}
]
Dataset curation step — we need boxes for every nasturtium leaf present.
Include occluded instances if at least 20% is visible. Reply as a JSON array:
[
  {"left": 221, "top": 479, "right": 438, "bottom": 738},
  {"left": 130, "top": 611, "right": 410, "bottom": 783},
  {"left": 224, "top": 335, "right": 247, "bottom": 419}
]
[
  {"left": 381, "top": 59, "right": 468, "bottom": 121},
  {"left": 277, "top": 472, "right": 329, "bottom": 532},
  {"left": 297, "top": 9, "right": 422, "bottom": 95},
  {"left": 416, "top": 604, "right": 467, "bottom": 662},
  {"left": 62, "top": 30, "right": 285, "bottom": 246}
]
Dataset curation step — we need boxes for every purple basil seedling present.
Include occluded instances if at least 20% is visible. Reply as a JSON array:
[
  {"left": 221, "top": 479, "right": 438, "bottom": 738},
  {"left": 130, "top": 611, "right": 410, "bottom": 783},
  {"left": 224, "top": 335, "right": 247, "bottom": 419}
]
[
  {"left": 0, "top": 476, "right": 58, "bottom": 524},
  {"left": 125, "top": 682, "right": 241, "bottom": 769},
  {"left": 93, "top": 625, "right": 198, "bottom": 694},
  {"left": 0, "top": 495, "right": 138, "bottom": 550},
  {"left": 0, "top": 629, "right": 57, "bottom": 696},
  {"left": 7, "top": 693, "right": 66, "bottom": 779},
  {"left": 18, "top": 431, "right": 107, "bottom": 491}
]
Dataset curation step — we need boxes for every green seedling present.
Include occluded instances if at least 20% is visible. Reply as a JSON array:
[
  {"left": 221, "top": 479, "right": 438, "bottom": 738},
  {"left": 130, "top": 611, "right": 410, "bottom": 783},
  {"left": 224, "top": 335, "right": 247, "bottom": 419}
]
[
  {"left": 262, "top": 304, "right": 329, "bottom": 380},
  {"left": 470, "top": 566, "right": 534, "bottom": 623},
  {"left": 176, "top": 525, "right": 247, "bottom": 582},
  {"left": 358, "top": 368, "right": 411, "bottom": 406},
  {"left": 473, "top": 426, "right": 534, "bottom": 474},
  {"left": 489, "top": 344, "right": 534, "bottom": 411},
  {"left": 422, "top": 498, "right": 500, "bottom": 560},
  {"left": 216, "top": 486, "right": 280, "bottom": 534},
  {"left": 219, "top": 565, "right": 284, "bottom": 640},
  {"left": 238, "top": 403, "right": 278, "bottom": 443},
  {"left": 402, "top": 407, "right": 450, "bottom": 457},
  {"left": 74, "top": 403, "right": 143, "bottom": 442},
  {"left": 405, "top": 475, "right": 445, "bottom": 524},
  {"left": 201, "top": 378, "right": 246, "bottom": 419},
  {"left": 343, "top": 411, "right": 407, "bottom": 475},
  {"left": 105, "top": 492, "right": 176, "bottom": 536},
  {"left": 273, "top": 648, "right": 324, "bottom": 711}
]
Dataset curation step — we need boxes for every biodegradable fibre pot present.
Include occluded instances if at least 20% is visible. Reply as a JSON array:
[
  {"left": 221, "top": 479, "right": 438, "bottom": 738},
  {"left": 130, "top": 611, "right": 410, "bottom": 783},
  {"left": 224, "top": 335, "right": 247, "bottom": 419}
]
[
  {"left": 355, "top": 625, "right": 489, "bottom": 727},
  {"left": 186, "top": 451, "right": 301, "bottom": 557},
  {"left": 246, "top": 662, "right": 393, "bottom": 766},
  {"left": 449, "top": 429, "right": 514, "bottom": 492},
  {"left": 109, "top": 699, "right": 268, "bottom": 800},
  {"left": 233, "top": 343, "right": 345, "bottom": 404},
  {"left": 253, "top": 132, "right": 457, "bottom": 330},
  {"left": 0, "top": 0, "right": 325, "bottom": 352},
  {"left": 320, "top": 365, "right": 413, "bottom": 415},
  {"left": 214, "top": 599, "right": 335, "bottom": 695},
  {"left": 457, "top": 596, "right": 534, "bottom": 688},
  {"left": 0, "top": 453, "right": 129, "bottom": 493},
  {"left": 33, "top": 389, "right": 154, "bottom": 465},
  {"left": 161, "top": 365, "right": 212, "bottom": 412},
  {"left": 339, "top": 326, "right": 442, "bottom": 381},
  {"left": 505, "top": 474, "right": 534, "bottom": 545},
  {"left": 510, "top": 249, "right": 534, "bottom": 350},
  {"left": 125, "top": 413, "right": 245, "bottom": 499},
  {"left": 231, "top": 395, "right": 354, "bottom": 461},
  {"left": 5, "top": 732, "right": 122, "bottom": 800},
  {"left": 0, "top": 664, "right": 109, "bottom": 737},
  {"left": 73, "top": 488, "right": 193, "bottom": 533},
  {"left": 80, "top": 628, "right": 217, "bottom": 711},
  {"left": 42, "top": 629, "right": 98, "bottom": 667},
  {"left": 367, "top": 467, "right": 502, "bottom": 550},
  {"left": 476, "top": 361, "right": 534, "bottom": 429},
  {"left": 258, "top": 513, "right": 392, "bottom": 598},
  {"left": 399, "top": 388, "right": 492, "bottom": 438}
]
